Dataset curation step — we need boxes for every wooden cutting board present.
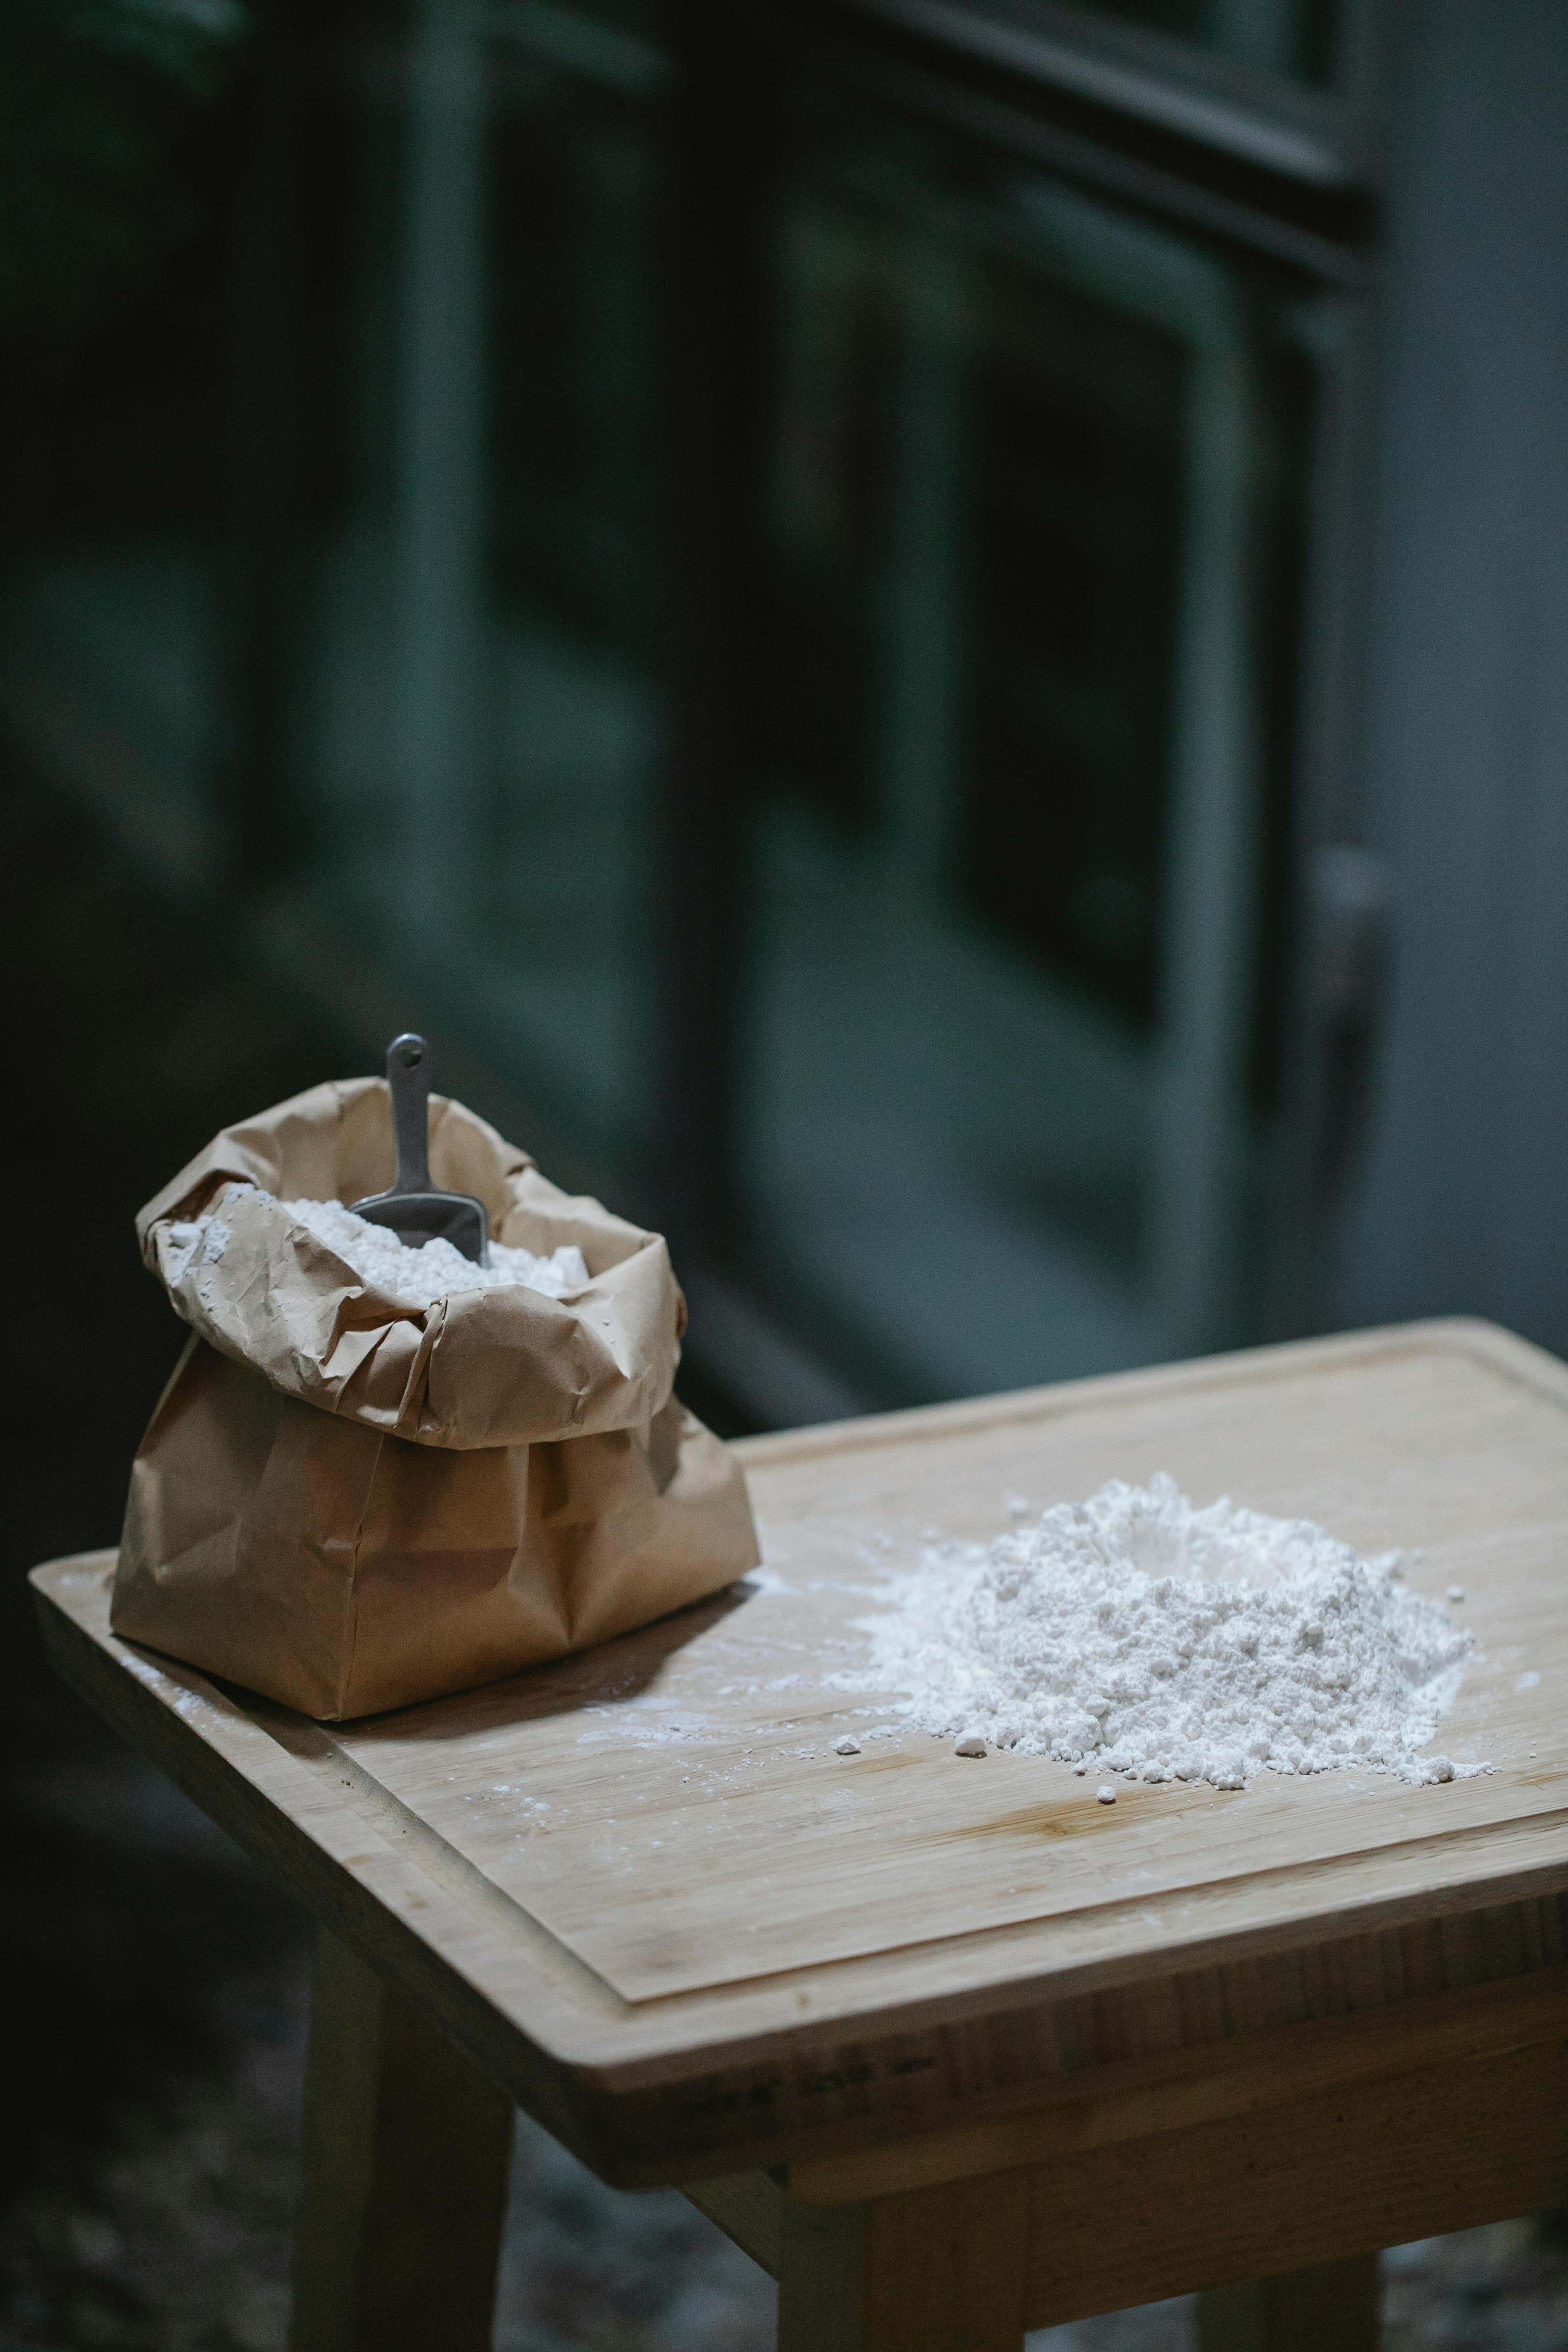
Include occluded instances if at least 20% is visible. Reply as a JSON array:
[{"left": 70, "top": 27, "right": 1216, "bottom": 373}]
[{"left": 32, "top": 1318, "right": 1568, "bottom": 2186}]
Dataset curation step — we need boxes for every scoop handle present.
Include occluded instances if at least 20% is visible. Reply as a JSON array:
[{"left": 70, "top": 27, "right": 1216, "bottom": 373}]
[{"left": 386, "top": 1033, "right": 433, "bottom": 1194}]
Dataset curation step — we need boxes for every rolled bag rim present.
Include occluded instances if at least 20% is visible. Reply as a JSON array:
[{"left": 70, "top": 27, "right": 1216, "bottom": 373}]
[{"left": 136, "top": 1076, "right": 685, "bottom": 1452}]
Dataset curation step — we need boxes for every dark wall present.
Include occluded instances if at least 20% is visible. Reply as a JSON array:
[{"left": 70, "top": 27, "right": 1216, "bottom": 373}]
[{"left": 1340, "top": 0, "right": 1568, "bottom": 1348}]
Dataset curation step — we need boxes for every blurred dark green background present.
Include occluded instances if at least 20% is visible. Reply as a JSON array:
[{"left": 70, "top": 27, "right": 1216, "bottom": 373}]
[
  {"left": 7, "top": 0, "right": 1568, "bottom": 2344},
  {"left": 0, "top": 0, "right": 1362, "bottom": 1442}
]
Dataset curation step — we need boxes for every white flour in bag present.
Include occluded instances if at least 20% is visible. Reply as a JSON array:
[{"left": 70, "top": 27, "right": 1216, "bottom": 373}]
[
  {"left": 841, "top": 1475, "right": 1483, "bottom": 1790},
  {"left": 165, "top": 1185, "right": 589, "bottom": 1309}
]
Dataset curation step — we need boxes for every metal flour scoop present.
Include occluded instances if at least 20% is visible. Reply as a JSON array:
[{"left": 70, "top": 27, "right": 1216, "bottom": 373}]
[{"left": 351, "top": 1033, "right": 489, "bottom": 1262}]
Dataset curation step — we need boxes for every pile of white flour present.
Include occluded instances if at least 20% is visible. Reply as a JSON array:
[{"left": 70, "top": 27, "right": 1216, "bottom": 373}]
[
  {"left": 166, "top": 1187, "right": 589, "bottom": 1309},
  {"left": 845, "top": 1475, "right": 1479, "bottom": 1790}
]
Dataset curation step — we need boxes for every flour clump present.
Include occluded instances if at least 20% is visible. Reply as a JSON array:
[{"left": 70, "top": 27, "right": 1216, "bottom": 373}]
[
  {"left": 846, "top": 1476, "right": 1480, "bottom": 1790},
  {"left": 166, "top": 1187, "right": 589, "bottom": 1309}
]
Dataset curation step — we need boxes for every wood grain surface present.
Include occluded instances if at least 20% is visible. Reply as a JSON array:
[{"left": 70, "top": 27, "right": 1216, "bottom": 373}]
[
  {"left": 289, "top": 1930, "right": 513, "bottom": 2352},
  {"left": 720, "top": 2033, "right": 1568, "bottom": 2331},
  {"left": 1197, "top": 2255, "right": 1379, "bottom": 2352},
  {"left": 32, "top": 1318, "right": 1568, "bottom": 2185}
]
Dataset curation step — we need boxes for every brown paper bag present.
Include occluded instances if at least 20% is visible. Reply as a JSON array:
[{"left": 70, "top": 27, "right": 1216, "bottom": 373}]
[{"left": 110, "top": 1078, "right": 759, "bottom": 1718}]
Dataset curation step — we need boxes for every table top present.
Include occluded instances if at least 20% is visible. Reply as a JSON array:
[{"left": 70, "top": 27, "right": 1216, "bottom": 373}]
[{"left": 33, "top": 1318, "right": 1568, "bottom": 2186}]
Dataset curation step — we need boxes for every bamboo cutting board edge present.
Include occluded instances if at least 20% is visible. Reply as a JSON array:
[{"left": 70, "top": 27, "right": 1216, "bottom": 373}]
[
  {"left": 33, "top": 1555, "right": 1568, "bottom": 2186},
  {"left": 30, "top": 1316, "right": 1568, "bottom": 2183}
]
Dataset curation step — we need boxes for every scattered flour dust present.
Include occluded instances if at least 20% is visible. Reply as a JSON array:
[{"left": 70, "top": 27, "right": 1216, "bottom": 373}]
[
  {"left": 843, "top": 1475, "right": 1484, "bottom": 1791},
  {"left": 165, "top": 1183, "right": 589, "bottom": 1309}
]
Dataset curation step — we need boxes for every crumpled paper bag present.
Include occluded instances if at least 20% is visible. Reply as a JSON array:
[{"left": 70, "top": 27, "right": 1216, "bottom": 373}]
[{"left": 110, "top": 1077, "right": 759, "bottom": 1718}]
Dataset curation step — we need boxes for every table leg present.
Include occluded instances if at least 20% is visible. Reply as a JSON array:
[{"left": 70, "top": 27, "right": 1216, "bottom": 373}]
[
  {"left": 776, "top": 2173, "right": 1029, "bottom": 2352},
  {"left": 288, "top": 1928, "right": 514, "bottom": 2352},
  {"left": 1196, "top": 2252, "right": 1380, "bottom": 2352}
]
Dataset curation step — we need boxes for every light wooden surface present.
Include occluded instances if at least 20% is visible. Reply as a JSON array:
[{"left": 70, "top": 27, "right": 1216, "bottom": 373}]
[
  {"left": 30, "top": 1318, "right": 1568, "bottom": 2193},
  {"left": 776, "top": 2171, "right": 1032, "bottom": 2352},
  {"left": 289, "top": 1928, "right": 513, "bottom": 2352},
  {"left": 676, "top": 2019, "right": 1568, "bottom": 2329}
]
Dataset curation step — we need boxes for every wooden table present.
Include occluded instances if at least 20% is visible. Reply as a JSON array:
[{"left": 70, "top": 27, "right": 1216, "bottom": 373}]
[{"left": 31, "top": 1319, "right": 1568, "bottom": 2352}]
